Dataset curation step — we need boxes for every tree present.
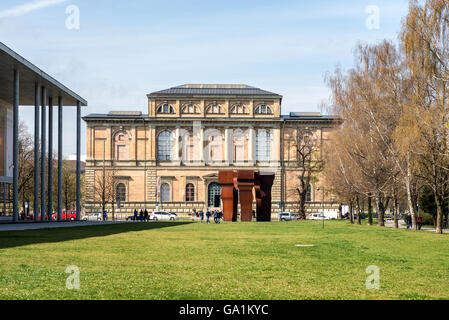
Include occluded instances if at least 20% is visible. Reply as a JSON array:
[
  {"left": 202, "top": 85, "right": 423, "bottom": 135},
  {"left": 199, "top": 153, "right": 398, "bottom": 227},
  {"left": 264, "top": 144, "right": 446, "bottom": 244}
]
[
  {"left": 401, "top": 0, "right": 449, "bottom": 233},
  {"left": 94, "top": 167, "right": 116, "bottom": 220},
  {"left": 290, "top": 126, "right": 322, "bottom": 220}
]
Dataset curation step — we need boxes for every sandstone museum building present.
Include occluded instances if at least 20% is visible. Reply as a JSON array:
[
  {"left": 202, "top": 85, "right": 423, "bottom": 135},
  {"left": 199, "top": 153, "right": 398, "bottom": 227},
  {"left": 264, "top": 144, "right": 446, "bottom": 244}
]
[{"left": 84, "top": 84, "right": 338, "bottom": 219}]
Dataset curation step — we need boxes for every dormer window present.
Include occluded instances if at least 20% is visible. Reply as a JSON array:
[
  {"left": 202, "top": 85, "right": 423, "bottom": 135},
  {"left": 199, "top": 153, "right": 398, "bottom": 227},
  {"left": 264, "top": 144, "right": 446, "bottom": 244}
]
[
  {"left": 206, "top": 104, "right": 224, "bottom": 114},
  {"left": 230, "top": 104, "right": 249, "bottom": 115},
  {"left": 157, "top": 104, "right": 175, "bottom": 114},
  {"left": 255, "top": 104, "right": 273, "bottom": 115},
  {"left": 181, "top": 103, "right": 201, "bottom": 114}
]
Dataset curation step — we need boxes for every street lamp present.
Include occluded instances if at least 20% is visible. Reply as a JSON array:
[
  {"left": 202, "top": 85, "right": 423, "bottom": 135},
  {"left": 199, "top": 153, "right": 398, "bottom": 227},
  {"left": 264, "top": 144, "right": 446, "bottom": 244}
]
[{"left": 316, "top": 186, "right": 325, "bottom": 229}]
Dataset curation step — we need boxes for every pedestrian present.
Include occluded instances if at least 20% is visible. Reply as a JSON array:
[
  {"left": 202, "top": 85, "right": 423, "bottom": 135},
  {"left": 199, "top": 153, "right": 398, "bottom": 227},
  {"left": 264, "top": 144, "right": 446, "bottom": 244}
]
[
  {"left": 214, "top": 211, "right": 219, "bottom": 224},
  {"left": 134, "top": 209, "right": 138, "bottom": 221},
  {"left": 144, "top": 209, "right": 149, "bottom": 222},
  {"left": 417, "top": 215, "right": 423, "bottom": 230},
  {"left": 103, "top": 210, "right": 107, "bottom": 221},
  {"left": 206, "top": 210, "right": 211, "bottom": 224},
  {"left": 200, "top": 210, "right": 204, "bottom": 224},
  {"left": 139, "top": 209, "right": 144, "bottom": 222},
  {"left": 406, "top": 212, "right": 412, "bottom": 229}
]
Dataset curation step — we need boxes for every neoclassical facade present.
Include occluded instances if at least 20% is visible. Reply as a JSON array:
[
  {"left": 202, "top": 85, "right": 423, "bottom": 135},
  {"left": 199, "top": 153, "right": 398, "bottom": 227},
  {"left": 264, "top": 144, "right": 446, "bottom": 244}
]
[{"left": 84, "top": 84, "right": 339, "bottom": 218}]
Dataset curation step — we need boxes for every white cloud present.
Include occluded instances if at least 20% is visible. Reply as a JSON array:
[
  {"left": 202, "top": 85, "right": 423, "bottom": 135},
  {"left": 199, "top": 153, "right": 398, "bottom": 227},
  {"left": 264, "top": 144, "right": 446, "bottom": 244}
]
[{"left": 0, "top": 0, "right": 68, "bottom": 19}]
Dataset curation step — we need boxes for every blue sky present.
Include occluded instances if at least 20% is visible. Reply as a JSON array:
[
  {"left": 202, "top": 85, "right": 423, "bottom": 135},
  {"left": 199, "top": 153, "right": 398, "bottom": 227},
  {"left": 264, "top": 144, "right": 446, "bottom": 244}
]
[{"left": 0, "top": 0, "right": 410, "bottom": 157}]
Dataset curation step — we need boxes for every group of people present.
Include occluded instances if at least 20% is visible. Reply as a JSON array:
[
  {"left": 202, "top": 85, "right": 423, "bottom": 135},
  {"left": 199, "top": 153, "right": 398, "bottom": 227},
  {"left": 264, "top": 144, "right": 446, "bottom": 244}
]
[
  {"left": 133, "top": 209, "right": 150, "bottom": 222},
  {"left": 406, "top": 212, "right": 423, "bottom": 230},
  {"left": 192, "top": 209, "right": 223, "bottom": 224}
]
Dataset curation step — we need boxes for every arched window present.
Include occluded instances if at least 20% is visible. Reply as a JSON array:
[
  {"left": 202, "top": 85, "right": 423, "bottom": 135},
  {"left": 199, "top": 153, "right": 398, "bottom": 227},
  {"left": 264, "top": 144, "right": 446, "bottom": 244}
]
[
  {"left": 186, "top": 183, "right": 195, "bottom": 202},
  {"left": 181, "top": 104, "right": 200, "bottom": 114},
  {"left": 256, "top": 130, "right": 271, "bottom": 161},
  {"left": 306, "top": 185, "right": 312, "bottom": 202},
  {"left": 114, "top": 131, "right": 129, "bottom": 161},
  {"left": 206, "top": 104, "right": 224, "bottom": 114},
  {"left": 255, "top": 104, "right": 273, "bottom": 115},
  {"left": 161, "top": 183, "right": 170, "bottom": 203},
  {"left": 116, "top": 183, "right": 126, "bottom": 203},
  {"left": 158, "top": 131, "right": 173, "bottom": 161},
  {"left": 208, "top": 182, "right": 222, "bottom": 207},
  {"left": 230, "top": 104, "right": 249, "bottom": 115},
  {"left": 157, "top": 103, "right": 175, "bottom": 114}
]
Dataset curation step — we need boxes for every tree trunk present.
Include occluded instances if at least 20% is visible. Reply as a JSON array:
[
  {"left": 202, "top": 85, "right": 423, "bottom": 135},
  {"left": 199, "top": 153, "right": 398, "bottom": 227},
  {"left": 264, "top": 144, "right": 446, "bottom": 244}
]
[
  {"left": 393, "top": 194, "right": 399, "bottom": 229},
  {"left": 367, "top": 196, "right": 373, "bottom": 226},
  {"left": 376, "top": 196, "right": 385, "bottom": 227},
  {"left": 356, "top": 197, "right": 361, "bottom": 225},
  {"left": 405, "top": 153, "right": 417, "bottom": 229},
  {"left": 435, "top": 194, "right": 444, "bottom": 234},
  {"left": 349, "top": 201, "right": 354, "bottom": 224},
  {"left": 338, "top": 204, "right": 343, "bottom": 220}
]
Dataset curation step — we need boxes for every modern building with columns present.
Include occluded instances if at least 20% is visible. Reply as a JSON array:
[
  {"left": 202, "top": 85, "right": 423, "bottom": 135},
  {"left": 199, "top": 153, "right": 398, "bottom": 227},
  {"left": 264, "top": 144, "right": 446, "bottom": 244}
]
[
  {"left": 0, "top": 42, "right": 87, "bottom": 222},
  {"left": 84, "top": 84, "right": 339, "bottom": 219}
]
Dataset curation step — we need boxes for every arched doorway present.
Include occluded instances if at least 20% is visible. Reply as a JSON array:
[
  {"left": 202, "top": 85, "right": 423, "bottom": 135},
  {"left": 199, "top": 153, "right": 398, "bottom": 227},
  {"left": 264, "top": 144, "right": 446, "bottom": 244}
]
[{"left": 208, "top": 182, "right": 222, "bottom": 208}]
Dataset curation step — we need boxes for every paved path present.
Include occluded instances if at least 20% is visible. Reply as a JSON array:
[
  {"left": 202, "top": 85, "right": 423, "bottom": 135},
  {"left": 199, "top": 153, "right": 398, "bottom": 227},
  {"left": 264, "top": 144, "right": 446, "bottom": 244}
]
[
  {"left": 0, "top": 221, "right": 129, "bottom": 232},
  {"left": 384, "top": 220, "right": 449, "bottom": 233}
]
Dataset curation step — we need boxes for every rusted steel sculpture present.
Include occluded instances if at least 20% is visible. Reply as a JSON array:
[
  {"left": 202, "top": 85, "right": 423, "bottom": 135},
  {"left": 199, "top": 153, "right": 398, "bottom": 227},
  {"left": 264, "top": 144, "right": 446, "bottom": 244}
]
[
  {"left": 219, "top": 170, "right": 275, "bottom": 222},
  {"left": 255, "top": 172, "right": 275, "bottom": 222},
  {"left": 218, "top": 170, "right": 238, "bottom": 222},
  {"left": 236, "top": 170, "right": 255, "bottom": 222}
]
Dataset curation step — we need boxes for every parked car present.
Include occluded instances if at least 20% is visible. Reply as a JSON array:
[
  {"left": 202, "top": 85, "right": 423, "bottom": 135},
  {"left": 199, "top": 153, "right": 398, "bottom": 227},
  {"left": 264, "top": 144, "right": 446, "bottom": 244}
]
[
  {"left": 51, "top": 210, "right": 77, "bottom": 221},
  {"left": 279, "top": 212, "right": 299, "bottom": 221},
  {"left": 81, "top": 213, "right": 102, "bottom": 221},
  {"left": 150, "top": 211, "right": 179, "bottom": 221},
  {"left": 26, "top": 214, "right": 49, "bottom": 221},
  {"left": 309, "top": 213, "right": 330, "bottom": 220}
]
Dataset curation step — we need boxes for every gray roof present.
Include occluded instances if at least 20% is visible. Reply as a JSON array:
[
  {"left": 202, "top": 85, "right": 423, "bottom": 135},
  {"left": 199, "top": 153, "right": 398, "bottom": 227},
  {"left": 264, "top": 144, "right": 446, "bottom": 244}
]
[
  {"left": 149, "top": 84, "right": 282, "bottom": 97},
  {"left": 0, "top": 42, "right": 87, "bottom": 106}
]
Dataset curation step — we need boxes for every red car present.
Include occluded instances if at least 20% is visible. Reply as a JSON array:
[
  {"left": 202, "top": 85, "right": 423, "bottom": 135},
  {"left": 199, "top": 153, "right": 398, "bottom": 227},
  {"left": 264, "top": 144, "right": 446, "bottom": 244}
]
[{"left": 51, "top": 210, "right": 77, "bottom": 221}]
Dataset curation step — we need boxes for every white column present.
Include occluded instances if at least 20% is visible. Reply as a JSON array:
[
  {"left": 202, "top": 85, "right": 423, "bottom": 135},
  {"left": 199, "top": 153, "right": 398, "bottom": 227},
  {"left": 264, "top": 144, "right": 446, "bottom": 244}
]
[
  {"left": 224, "top": 128, "right": 231, "bottom": 165},
  {"left": 193, "top": 121, "right": 203, "bottom": 163},
  {"left": 174, "top": 127, "right": 181, "bottom": 162},
  {"left": 248, "top": 126, "right": 256, "bottom": 165},
  {"left": 270, "top": 128, "right": 281, "bottom": 167}
]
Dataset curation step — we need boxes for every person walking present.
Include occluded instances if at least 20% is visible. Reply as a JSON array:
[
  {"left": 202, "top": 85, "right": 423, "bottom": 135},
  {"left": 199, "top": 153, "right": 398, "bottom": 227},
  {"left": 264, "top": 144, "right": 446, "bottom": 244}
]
[
  {"left": 103, "top": 210, "right": 107, "bottom": 221},
  {"left": 406, "top": 212, "right": 412, "bottom": 229},
  {"left": 417, "top": 215, "right": 423, "bottom": 230},
  {"left": 133, "top": 209, "right": 138, "bottom": 221},
  {"left": 214, "top": 211, "right": 219, "bottom": 224},
  {"left": 206, "top": 210, "right": 211, "bottom": 224},
  {"left": 144, "top": 209, "right": 149, "bottom": 222},
  {"left": 200, "top": 210, "right": 204, "bottom": 224}
]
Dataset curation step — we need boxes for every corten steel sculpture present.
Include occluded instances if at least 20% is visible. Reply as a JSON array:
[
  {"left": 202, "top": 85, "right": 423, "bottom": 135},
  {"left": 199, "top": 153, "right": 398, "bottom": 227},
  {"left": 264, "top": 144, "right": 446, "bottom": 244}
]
[
  {"left": 254, "top": 172, "right": 275, "bottom": 222},
  {"left": 219, "top": 170, "right": 275, "bottom": 222},
  {"left": 219, "top": 170, "right": 238, "bottom": 222},
  {"left": 236, "top": 170, "right": 256, "bottom": 222}
]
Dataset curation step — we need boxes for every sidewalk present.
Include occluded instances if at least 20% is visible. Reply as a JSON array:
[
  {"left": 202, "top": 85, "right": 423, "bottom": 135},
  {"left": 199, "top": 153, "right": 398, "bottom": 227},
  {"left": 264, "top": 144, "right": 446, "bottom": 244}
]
[
  {"left": 0, "top": 221, "right": 129, "bottom": 232},
  {"left": 384, "top": 220, "right": 449, "bottom": 233}
]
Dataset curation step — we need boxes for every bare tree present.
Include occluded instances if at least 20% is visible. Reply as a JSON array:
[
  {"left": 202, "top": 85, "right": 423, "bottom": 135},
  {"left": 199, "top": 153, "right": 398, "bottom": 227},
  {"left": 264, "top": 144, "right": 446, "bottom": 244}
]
[{"left": 290, "top": 126, "right": 322, "bottom": 220}]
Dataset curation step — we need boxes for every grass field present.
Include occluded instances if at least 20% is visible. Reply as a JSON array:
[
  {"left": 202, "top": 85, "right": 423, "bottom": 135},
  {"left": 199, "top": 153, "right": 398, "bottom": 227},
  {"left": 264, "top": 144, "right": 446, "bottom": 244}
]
[{"left": 1, "top": 220, "right": 449, "bottom": 300}]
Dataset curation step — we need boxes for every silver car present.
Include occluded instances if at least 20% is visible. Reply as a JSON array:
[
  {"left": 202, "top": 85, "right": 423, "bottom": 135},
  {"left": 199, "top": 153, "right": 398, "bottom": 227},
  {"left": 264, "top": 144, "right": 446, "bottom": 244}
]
[
  {"left": 81, "top": 213, "right": 102, "bottom": 221},
  {"left": 151, "top": 211, "right": 179, "bottom": 221},
  {"left": 279, "top": 212, "right": 299, "bottom": 221}
]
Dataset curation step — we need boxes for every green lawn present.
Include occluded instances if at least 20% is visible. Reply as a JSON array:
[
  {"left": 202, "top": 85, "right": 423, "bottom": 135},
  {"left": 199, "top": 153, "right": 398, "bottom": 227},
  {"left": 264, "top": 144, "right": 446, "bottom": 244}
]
[{"left": 0, "top": 220, "right": 449, "bottom": 300}]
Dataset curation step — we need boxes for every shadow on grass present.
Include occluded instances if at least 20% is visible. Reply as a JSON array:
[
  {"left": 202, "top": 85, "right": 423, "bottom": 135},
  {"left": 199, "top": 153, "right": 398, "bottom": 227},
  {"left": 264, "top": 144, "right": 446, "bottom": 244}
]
[{"left": 0, "top": 222, "right": 193, "bottom": 250}]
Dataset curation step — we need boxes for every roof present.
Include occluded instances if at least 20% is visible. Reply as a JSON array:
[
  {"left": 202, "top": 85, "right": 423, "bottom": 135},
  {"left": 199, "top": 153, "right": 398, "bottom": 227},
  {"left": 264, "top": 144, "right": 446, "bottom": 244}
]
[
  {"left": 0, "top": 42, "right": 87, "bottom": 107},
  {"left": 148, "top": 84, "right": 282, "bottom": 97}
]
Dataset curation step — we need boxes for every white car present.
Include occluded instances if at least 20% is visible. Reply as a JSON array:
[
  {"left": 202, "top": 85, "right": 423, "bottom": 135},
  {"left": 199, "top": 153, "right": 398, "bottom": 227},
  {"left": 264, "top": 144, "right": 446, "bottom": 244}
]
[
  {"left": 309, "top": 213, "right": 330, "bottom": 221},
  {"left": 151, "top": 211, "right": 179, "bottom": 221},
  {"left": 81, "top": 213, "right": 102, "bottom": 221}
]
